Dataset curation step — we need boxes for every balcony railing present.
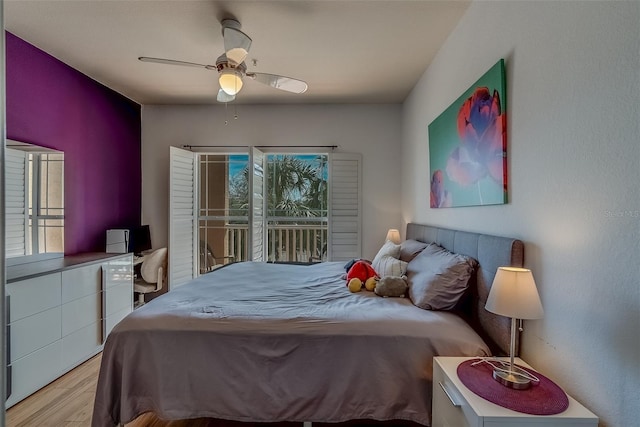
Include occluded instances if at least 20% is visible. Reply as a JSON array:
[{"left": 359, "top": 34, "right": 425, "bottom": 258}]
[
  {"left": 266, "top": 222, "right": 328, "bottom": 263},
  {"left": 199, "top": 220, "right": 327, "bottom": 273}
]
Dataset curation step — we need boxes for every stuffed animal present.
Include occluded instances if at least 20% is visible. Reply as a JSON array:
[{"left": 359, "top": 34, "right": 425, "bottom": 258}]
[
  {"left": 346, "top": 260, "right": 378, "bottom": 292},
  {"left": 374, "top": 276, "right": 408, "bottom": 298}
]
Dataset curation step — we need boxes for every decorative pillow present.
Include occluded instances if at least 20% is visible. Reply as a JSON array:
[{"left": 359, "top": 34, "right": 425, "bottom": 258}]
[
  {"left": 371, "top": 240, "right": 401, "bottom": 266},
  {"left": 406, "top": 244, "right": 477, "bottom": 310},
  {"left": 372, "top": 255, "right": 408, "bottom": 278},
  {"left": 399, "top": 239, "right": 430, "bottom": 262}
]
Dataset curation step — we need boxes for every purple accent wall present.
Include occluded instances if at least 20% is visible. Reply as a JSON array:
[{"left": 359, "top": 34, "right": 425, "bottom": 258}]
[{"left": 5, "top": 32, "right": 142, "bottom": 255}]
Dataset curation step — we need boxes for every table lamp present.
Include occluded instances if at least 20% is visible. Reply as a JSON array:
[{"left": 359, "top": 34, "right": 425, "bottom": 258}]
[
  {"left": 485, "top": 267, "right": 544, "bottom": 389},
  {"left": 386, "top": 229, "right": 401, "bottom": 244}
]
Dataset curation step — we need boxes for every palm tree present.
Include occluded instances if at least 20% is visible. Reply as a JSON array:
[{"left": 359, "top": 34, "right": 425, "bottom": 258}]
[
  {"left": 228, "top": 154, "right": 328, "bottom": 261},
  {"left": 267, "top": 155, "right": 323, "bottom": 217}
]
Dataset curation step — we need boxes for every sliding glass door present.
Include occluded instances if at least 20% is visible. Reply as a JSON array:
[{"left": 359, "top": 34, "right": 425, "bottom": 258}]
[{"left": 169, "top": 146, "right": 362, "bottom": 286}]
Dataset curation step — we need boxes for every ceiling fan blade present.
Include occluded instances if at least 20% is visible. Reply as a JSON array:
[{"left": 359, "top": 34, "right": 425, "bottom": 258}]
[
  {"left": 223, "top": 26, "right": 252, "bottom": 65},
  {"left": 217, "top": 89, "right": 236, "bottom": 103},
  {"left": 247, "top": 73, "right": 308, "bottom": 94},
  {"left": 138, "top": 57, "right": 214, "bottom": 70},
  {"left": 221, "top": 19, "right": 251, "bottom": 65}
]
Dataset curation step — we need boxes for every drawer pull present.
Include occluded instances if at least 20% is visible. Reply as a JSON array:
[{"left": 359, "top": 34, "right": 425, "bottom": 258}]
[
  {"left": 439, "top": 381, "right": 461, "bottom": 407},
  {"left": 101, "top": 266, "right": 107, "bottom": 343}
]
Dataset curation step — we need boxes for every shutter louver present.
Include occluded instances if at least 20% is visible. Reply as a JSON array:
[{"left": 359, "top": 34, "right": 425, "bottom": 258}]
[
  {"left": 5, "top": 149, "right": 27, "bottom": 257},
  {"left": 329, "top": 153, "right": 362, "bottom": 261},
  {"left": 169, "top": 146, "right": 197, "bottom": 288}
]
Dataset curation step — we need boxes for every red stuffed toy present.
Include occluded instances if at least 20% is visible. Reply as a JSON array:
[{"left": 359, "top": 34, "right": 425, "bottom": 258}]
[{"left": 346, "top": 260, "right": 378, "bottom": 292}]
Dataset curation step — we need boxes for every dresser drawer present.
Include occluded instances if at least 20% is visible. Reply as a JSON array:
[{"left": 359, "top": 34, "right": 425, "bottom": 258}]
[
  {"left": 62, "top": 263, "right": 102, "bottom": 303},
  {"left": 61, "top": 322, "right": 101, "bottom": 370},
  {"left": 7, "top": 273, "right": 62, "bottom": 322},
  {"left": 6, "top": 340, "right": 63, "bottom": 408},
  {"left": 9, "top": 306, "right": 62, "bottom": 362},
  {"left": 105, "top": 306, "right": 131, "bottom": 337},
  {"left": 105, "top": 281, "right": 132, "bottom": 317},
  {"left": 61, "top": 292, "right": 101, "bottom": 336}
]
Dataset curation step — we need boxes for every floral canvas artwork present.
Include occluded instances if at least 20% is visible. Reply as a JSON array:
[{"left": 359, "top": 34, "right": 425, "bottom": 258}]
[{"left": 428, "top": 59, "right": 507, "bottom": 208}]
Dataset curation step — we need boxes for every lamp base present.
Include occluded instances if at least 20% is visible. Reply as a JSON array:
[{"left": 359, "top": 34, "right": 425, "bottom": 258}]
[{"left": 492, "top": 366, "right": 532, "bottom": 390}]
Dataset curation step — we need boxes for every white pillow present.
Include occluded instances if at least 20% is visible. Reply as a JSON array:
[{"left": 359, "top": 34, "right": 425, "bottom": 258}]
[
  {"left": 371, "top": 240, "right": 405, "bottom": 277},
  {"left": 373, "top": 255, "right": 408, "bottom": 278},
  {"left": 372, "top": 240, "right": 401, "bottom": 266}
]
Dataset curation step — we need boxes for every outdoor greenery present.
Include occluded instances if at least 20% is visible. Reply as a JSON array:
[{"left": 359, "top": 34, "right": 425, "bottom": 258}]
[
  {"left": 227, "top": 154, "right": 328, "bottom": 261},
  {"left": 228, "top": 154, "right": 328, "bottom": 219}
]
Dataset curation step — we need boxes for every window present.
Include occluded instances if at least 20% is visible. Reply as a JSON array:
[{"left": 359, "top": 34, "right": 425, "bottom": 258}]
[
  {"left": 5, "top": 145, "right": 64, "bottom": 258},
  {"left": 28, "top": 152, "right": 65, "bottom": 254}
]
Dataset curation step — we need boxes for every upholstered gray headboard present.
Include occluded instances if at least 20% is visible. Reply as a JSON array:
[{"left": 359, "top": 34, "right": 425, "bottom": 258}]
[{"left": 405, "top": 223, "right": 524, "bottom": 356}]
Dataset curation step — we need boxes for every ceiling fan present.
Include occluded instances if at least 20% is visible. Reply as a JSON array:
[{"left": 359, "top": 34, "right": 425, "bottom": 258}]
[{"left": 138, "top": 19, "right": 308, "bottom": 102}]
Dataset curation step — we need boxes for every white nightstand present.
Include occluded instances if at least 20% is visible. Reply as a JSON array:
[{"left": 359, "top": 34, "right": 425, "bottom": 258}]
[{"left": 432, "top": 356, "right": 598, "bottom": 427}]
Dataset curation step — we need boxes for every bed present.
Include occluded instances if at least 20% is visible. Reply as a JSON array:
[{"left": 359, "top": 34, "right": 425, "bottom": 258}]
[{"left": 91, "top": 223, "right": 523, "bottom": 427}]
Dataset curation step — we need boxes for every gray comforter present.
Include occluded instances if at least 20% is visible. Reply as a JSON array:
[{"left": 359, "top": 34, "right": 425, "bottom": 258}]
[{"left": 92, "top": 261, "right": 490, "bottom": 426}]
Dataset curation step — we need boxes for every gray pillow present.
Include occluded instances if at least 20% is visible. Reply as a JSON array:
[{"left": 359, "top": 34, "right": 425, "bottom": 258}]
[
  {"left": 406, "top": 244, "right": 477, "bottom": 310},
  {"left": 399, "top": 239, "right": 430, "bottom": 262}
]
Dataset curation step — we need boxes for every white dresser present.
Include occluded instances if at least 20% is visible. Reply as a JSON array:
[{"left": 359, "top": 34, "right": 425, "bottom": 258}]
[
  {"left": 5, "top": 253, "right": 133, "bottom": 408},
  {"left": 433, "top": 356, "right": 598, "bottom": 427}
]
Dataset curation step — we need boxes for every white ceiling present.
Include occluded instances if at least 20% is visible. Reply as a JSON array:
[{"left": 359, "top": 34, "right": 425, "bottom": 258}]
[{"left": 4, "top": 0, "right": 470, "bottom": 105}]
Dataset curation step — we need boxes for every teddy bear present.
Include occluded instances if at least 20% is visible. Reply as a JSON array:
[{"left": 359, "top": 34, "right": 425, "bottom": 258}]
[{"left": 374, "top": 276, "right": 408, "bottom": 297}]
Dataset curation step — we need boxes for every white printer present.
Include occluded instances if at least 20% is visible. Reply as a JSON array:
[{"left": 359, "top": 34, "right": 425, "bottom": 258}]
[{"left": 106, "top": 229, "right": 129, "bottom": 253}]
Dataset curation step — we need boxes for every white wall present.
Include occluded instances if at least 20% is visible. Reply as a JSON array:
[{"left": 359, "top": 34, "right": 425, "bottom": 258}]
[
  {"left": 401, "top": 1, "right": 639, "bottom": 426},
  {"left": 142, "top": 104, "right": 402, "bottom": 261}
]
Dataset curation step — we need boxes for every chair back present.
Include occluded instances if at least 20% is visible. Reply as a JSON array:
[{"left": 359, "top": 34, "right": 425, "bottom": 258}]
[{"left": 141, "top": 247, "right": 168, "bottom": 284}]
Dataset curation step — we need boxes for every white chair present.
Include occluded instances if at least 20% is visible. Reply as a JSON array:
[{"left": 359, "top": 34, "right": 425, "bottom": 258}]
[{"left": 134, "top": 247, "right": 167, "bottom": 307}]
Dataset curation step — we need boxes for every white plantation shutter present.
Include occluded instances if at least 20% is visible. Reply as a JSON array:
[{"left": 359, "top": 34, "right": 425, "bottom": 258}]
[
  {"left": 250, "top": 147, "right": 265, "bottom": 261},
  {"left": 328, "top": 152, "right": 362, "bottom": 261},
  {"left": 169, "top": 146, "right": 197, "bottom": 288},
  {"left": 5, "top": 148, "right": 28, "bottom": 257}
]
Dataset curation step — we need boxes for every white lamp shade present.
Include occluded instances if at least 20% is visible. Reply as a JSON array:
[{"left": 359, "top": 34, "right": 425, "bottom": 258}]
[
  {"left": 485, "top": 267, "right": 544, "bottom": 320},
  {"left": 219, "top": 70, "right": 243, "bottom": 95},
  {"left": 386, "top": 229, "right": 401, "bottom": 244}
]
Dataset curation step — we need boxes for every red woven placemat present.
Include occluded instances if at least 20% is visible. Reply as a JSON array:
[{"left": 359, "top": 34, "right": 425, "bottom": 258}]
[{"left": 457, "top": 358, "right": 569, "bottom": 415}]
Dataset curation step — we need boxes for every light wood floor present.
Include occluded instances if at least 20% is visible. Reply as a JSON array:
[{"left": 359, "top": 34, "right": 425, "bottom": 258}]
[
  {"left": 6, "top": 354, "right": 420, "bottom": 427},
  {"left": 6, "top": 353, "right": 102, "bottom": 426}
]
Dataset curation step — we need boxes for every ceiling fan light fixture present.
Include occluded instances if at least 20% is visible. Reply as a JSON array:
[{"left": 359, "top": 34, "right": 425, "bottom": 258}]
[{"left": 219, "top": 69, "right": 244, "bottom": 95}]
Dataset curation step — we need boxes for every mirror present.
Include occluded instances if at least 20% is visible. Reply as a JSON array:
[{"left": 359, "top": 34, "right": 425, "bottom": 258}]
[{"left": 5, "top": 139, "right": 64, "bottom": 262}]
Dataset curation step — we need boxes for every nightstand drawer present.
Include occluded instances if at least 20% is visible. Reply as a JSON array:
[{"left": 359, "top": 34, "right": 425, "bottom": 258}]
[
  {"left": 433, "top": 380, "right": 471, "bottom": 427},
  {"left": 433, "top": 359, "right": 477, "bottom": 427}
]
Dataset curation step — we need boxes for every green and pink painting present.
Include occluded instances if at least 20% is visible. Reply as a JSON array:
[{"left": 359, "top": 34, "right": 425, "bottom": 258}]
[{"left": 428, "top": 59, "right": 507, "bottom": 208}]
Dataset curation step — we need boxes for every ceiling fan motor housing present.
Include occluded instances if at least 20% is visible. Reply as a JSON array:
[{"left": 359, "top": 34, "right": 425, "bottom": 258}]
[{"left": 215, "top": 54, "right": 247, "bottom": 75}]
